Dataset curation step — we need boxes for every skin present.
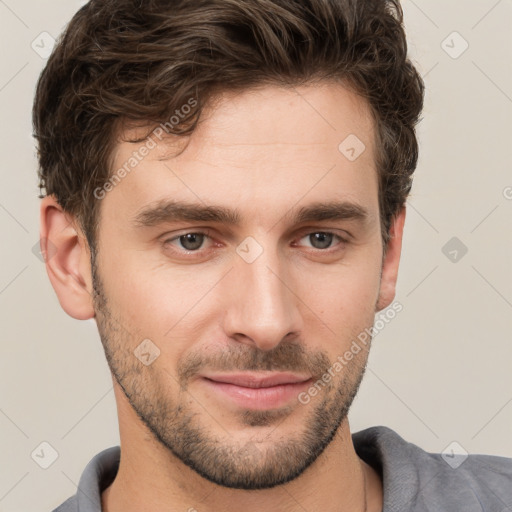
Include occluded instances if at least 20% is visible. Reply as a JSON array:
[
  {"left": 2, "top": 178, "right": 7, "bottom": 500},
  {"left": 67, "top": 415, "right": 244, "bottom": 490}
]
[{"left": 40, "top": 82, "right": 407, "bottom": 512}]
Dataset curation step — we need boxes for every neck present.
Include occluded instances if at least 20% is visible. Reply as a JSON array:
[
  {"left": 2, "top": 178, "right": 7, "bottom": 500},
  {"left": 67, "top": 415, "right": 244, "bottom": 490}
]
[{"left": 102, "top": 385, "right": 383, "bottom": 512}]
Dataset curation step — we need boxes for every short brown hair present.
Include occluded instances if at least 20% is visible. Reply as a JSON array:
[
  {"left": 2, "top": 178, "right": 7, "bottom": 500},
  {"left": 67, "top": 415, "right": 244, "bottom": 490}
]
[{"left": 33, "top": 0, "right": 424, "bottom": 255}]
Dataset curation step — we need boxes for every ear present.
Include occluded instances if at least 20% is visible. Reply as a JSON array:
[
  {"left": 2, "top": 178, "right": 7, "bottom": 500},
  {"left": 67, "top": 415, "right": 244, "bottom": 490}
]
[
  {"left": 39, "top": 195, "right": 95, "bottom": 320},
  {"left": 375, "top": 206, "right": 406, "bottom": 312}
]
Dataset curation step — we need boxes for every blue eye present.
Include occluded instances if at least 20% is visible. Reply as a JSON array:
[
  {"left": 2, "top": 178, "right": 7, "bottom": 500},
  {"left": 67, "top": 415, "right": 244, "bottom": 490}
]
[
  {"left": 178, "top": 233, "right": 205, "bottom": 251},
  {"left": 298, "top": 232, "right": 346, "bottom": 250},
  {"left": 305, "top": 232, "right": 334, "bottom": 249},
  {"left": 161, "top": 229, "right": 348, "bottom": 258},
  {"left": 164, "top": 232, "right": 211, "bottom": 251}
]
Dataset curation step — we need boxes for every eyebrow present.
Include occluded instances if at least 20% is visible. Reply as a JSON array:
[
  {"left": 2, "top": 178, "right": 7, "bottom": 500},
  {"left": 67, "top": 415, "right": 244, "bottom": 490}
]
[{"left": 132, "top": 199, "right": 370, "bottom": 229}]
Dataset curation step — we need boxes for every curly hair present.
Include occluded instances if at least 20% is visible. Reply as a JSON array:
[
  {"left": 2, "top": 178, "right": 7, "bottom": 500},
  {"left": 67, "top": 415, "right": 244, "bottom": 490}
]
[{"left": 33, "top": 0, "right": 424, "bottom": 255}]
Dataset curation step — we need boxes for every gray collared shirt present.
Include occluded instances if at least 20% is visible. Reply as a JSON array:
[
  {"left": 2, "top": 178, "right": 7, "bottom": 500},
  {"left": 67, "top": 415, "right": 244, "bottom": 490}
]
[{"left": 52, "top": 425, "right": 512, "bottom": 511}]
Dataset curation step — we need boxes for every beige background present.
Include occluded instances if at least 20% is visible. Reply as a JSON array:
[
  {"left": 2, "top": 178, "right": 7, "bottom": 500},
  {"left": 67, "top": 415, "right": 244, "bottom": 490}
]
[{"left": 1, "top": 1, "right": 511, "bottom": 511}]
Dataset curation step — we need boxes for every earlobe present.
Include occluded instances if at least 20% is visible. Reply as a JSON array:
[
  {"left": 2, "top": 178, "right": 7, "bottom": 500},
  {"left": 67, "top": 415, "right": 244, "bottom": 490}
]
[
  {"left": 39, "top": 195, "right": 95, "bottom": 320},
  {"left": 375, "top": 206, "right": 406, "bottom": 312}
]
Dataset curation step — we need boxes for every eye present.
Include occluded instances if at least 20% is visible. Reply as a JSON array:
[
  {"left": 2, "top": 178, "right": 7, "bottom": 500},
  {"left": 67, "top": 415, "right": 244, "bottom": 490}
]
[
  {"left": 297, "top": 231, "right": 347, "bottom": 250},
  {"left": 163, "top": 231, "right": 212, "bottom": 252},
  {"left": 161, "top": 229, "right": 348, "bottom": 256}
]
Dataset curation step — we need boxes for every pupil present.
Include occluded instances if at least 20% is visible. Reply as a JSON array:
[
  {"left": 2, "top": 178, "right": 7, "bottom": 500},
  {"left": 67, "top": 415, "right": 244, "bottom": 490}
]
[
  {"left": 311, "top": 232, "right": 332, "bottom": 249},
  {"left": 181, "top": 233, "right": 204, "bottom": 250}
]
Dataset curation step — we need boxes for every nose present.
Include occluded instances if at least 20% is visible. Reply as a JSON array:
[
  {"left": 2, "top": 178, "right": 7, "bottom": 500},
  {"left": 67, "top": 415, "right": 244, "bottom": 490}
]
[{"left": 222, "top": 248, "right": 303, "bottom": 352}]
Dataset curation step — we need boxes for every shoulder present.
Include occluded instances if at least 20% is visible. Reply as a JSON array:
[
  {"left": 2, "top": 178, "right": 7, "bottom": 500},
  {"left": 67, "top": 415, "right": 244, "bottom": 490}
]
[
  {"left": 352, "top": 425, "right": 512, "bottom": 511},
  {"left": 51, "top": 445, "right": 120, "bottom": 512},
  {"left": 52, "top": 495, "right": 77, "bottom": 512}
]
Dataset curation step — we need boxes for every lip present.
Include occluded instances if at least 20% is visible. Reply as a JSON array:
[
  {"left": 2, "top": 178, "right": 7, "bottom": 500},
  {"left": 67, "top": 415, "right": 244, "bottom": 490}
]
[{"left": 199, "top": 372, "right": 313, "bottom": 410}]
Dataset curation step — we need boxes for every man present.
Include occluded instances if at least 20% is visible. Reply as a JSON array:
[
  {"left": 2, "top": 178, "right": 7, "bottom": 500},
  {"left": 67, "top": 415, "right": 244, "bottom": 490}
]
[{"left": 33, "top": 0, "right": 512, "bottom": 511}]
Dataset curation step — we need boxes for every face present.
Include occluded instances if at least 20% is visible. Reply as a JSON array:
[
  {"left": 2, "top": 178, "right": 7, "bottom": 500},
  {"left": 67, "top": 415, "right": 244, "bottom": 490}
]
[{"left": 91, "top": 83, "right": 388, "bottom": 489}]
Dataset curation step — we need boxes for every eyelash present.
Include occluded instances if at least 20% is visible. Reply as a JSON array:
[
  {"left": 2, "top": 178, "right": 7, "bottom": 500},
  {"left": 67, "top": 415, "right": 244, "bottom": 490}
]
[{"left": 161, "top": 229, "right": 349, "bottom": 256}]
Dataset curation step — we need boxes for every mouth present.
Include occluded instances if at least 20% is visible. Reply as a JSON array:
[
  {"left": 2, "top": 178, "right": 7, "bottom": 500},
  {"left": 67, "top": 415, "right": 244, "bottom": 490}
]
[{"left": 199, "top": 372, "right": 313, "bottom": 410}]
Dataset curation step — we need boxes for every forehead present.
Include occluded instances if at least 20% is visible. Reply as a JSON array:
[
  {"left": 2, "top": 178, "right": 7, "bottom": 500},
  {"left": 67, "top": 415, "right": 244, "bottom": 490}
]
[{"left": 103, "top": 82, "right": 379, "bottom": 230}]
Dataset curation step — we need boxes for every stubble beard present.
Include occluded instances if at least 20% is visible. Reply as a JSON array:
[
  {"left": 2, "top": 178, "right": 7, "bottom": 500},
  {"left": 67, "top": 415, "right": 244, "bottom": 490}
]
[{"left": 91, "top": 256, "right": 370, "bottom": 490}]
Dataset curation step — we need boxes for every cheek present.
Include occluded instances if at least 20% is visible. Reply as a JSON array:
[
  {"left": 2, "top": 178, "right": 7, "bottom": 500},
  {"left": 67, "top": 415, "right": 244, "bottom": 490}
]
[
  {"left": 104, "top": 247, "right": 198, "bottom": 316},
  {"left": 293, "top": 253, "right": 381, "bottom": 345},
  {"left": 100, "top": 251, "right": 221, "bottom": 359}
]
